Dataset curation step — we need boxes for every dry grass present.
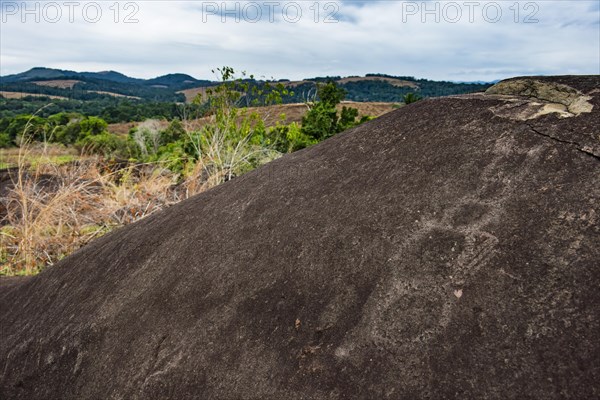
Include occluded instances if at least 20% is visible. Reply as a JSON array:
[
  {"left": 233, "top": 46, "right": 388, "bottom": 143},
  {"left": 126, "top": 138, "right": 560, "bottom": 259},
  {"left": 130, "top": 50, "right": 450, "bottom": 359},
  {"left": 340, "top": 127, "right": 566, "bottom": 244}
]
[
  {"left": 177, "top": 86, "right": 212, "bottom": 102},
  {"left": 106, "top": 122, "right": 139, "bottom": 136},
  {"left": 0, "top": 81, "right": 138, "bottom": 100},
  {"left": 32, "top": 80, "right": 81, "bottom": 89},
  {"left": 0, "top": 144, "right": 79, "bottom": 169},
  {"left": 107, "top": 102, "right": 397, "bottom": 133},
  {"left": 244, "top": 102, "right": 397, "bottom": 126},
  {"left": 282, "top": 80, "right": 314, "bottom": 88},
  {"left": 0, "top": 133, "right": 255, "bottom": 275},
  {"left": 0, "top": 91, "right": 69, "bottom": 100},
  {"left": 86, "top": 91, "right": 141, "bottom": 99},
  {"left": 0, "top": 131, "right": 186, "bottom": 275},
  {"left": 1, "top": 101, "right": 396, "bottom": 275}
]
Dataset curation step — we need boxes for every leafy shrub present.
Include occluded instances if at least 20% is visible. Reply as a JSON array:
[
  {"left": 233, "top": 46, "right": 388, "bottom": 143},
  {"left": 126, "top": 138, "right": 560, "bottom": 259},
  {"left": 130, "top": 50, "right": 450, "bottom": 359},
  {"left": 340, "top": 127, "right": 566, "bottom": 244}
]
[
  {"left": 403, "top": 92, "right": 422, "bottom": 104},
  {"left": 301, "top": 81, "right": 362, "bottom": 141},
  {"left": 76, "top": 132, "right": 133, "bottom": 158},
  {"left": 268, "top": 121, "right": 316, "bottom": 153},
  {"left": 0, "top": 132, "right": 12, "bottom": 148}
]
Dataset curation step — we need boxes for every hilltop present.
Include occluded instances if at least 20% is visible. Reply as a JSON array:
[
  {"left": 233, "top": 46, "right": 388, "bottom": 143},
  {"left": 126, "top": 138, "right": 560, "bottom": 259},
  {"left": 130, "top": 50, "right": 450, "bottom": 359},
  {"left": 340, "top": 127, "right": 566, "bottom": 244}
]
[{"left": 1, "top": 76, "right": 598, "bottom": 399}]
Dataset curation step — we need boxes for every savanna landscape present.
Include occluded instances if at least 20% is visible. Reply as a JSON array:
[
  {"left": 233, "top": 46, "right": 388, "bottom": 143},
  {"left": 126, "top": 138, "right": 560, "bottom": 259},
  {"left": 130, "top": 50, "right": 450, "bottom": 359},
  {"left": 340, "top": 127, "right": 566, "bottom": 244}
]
[
  {"left": 0, "top": 67, "right": 490, "bottom": 276},
  {"left": 1, "top": 1, "right": 598, "bottom": 399}
]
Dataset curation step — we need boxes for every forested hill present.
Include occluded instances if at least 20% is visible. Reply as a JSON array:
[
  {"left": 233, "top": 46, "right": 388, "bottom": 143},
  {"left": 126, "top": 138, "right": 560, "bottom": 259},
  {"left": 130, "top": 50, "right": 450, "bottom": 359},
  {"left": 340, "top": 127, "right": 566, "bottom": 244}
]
[
  {"left": 280, "top": 74, "right": 493, "bottom": 102},
  {"left": 1, "top": 68, "right": 492, "bottom": 103}
]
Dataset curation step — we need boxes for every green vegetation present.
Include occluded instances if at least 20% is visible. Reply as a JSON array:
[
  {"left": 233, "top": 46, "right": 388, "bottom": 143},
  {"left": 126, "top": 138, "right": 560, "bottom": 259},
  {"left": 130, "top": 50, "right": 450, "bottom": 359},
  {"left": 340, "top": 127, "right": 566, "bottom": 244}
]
[
  {"left": 1, "top": 68, "right": 491, "bottom": 122},
  {"left": 0, "top": 112, "right": 135, "bottom": 159},
  {"left": 0, "top": 68, "right": 371, "bottom": 276},
  {"left": 1, "top": 78, "right": 186, "bottom": 102},
  {"left": 0, "top": 96, "right": 201, "bottom": 123},
  {"left": 286, "top": 74, "right": 491, "bottom": 103},
  {"left": 0, "top": 70, "right": 367, "bottom": 162},
  {"left": 0, "top": 67, "right": 491, "bottom": 276},
  {"left": 403, "top": 92, "right": 423, "bottom": 104},
  {"left": 125, "top": 67, "right": 326, "bottom": 180},
  {"left": 301, "top": 81, "right": 369, "bottom": 141}
]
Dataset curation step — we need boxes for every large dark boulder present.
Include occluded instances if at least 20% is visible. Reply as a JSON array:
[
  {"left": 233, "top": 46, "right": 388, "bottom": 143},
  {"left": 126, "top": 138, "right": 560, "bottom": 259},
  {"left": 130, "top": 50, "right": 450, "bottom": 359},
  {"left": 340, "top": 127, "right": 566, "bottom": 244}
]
[{"left": 1, "top": 76, "right": 599, "bottom": 399}]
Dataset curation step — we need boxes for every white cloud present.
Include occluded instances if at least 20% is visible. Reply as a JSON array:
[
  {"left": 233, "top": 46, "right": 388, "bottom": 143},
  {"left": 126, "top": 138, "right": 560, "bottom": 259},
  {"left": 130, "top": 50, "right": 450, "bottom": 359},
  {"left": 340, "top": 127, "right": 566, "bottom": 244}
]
[{"left": 0, "top": 0, "right": 598, "bottom": 81}]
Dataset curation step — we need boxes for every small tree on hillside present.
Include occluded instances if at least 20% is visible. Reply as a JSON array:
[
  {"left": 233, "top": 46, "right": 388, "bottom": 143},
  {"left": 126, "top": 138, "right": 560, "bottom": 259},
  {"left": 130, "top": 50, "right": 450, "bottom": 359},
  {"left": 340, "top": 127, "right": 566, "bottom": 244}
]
[
  {"left": 403, "top": 92, "right": 422, "bottom": 104},
  {"left": 301, "top": 81, "right": 362, "bottom": 141}
]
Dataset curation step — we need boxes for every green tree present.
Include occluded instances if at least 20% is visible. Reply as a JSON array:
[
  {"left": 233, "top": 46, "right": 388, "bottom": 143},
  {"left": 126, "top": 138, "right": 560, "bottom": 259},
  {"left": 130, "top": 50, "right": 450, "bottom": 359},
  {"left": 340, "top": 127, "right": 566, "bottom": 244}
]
[
  {"left": 338, "top": 106, "right": 360, "bottom": 132},
  {"left": 318, "top": 81, "right": 346, "bottom": 106},
  {"left": 403, "top": 92, "right": 422, "bottom": 104},
  {"left": 0, "top": 132, "right": 11, "bottom": 148},
  {"left": 77, "top": 132, "right": 132, "bottom": 158},
  {"left": 8, "top": 115, "right": 48, "bottom": 144},
  {"left": 161, "top": 119, "right": 185, "bottom": 143},
  {"left": 79, "top": 116, "right": 108, "bottom": 136},
  {"left": 54, "top": 120, "right": 82, "bottom": 145},
  {"left": 267, "top": 119, "right": 316, "bottom": 153},
  {"left": 301, "top": 81, "right": 361, "bottom": 141},
  {"left": 52, "top": 115, "right": 110, "bottom": 145}
]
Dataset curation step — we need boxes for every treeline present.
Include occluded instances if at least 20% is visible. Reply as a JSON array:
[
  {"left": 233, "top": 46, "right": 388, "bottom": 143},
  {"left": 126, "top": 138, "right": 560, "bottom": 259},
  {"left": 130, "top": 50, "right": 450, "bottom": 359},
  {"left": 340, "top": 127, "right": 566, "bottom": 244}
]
[
  {"left": 0, "top": 78, "right": 187, "bottom": 102},
  {"left": 1, "top": 73, "right": 490, "bottom": 126},
  {"left": 0, "top": 113, "right": 118, "bottom": 150},
  {"left": 0, "top": 96, "right": 205, "bottom": 123},
  {"left": 284, "top": 76, "right": 491, "bottom": 103}
]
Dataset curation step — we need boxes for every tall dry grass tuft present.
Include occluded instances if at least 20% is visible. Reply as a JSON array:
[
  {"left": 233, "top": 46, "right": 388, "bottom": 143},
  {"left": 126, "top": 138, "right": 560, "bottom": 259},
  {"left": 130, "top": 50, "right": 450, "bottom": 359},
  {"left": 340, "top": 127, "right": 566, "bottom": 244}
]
[
  {"left": 1, "top": 160, "right": 182, "bottom": 275},
  {"left": 97, "top": 163, "right": 180, "bottom": 225},
  {"left": 0, "top": 118, "right": 183, "bottom": 275}
]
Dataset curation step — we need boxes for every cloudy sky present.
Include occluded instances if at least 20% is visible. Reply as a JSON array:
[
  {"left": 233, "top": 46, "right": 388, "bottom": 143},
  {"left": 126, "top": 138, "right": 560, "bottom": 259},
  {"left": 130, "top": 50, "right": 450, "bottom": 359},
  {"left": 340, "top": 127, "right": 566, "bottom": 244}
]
[{"left": 1, "top": 0, "right": 598, "bottom": 81}]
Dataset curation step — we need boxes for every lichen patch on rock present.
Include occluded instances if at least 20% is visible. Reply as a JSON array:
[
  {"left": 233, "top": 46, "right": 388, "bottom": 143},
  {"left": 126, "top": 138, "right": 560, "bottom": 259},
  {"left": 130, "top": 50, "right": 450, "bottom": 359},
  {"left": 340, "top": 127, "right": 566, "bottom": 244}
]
[{"left": 485, "top": 78, "right": 594, "bottom": 119}]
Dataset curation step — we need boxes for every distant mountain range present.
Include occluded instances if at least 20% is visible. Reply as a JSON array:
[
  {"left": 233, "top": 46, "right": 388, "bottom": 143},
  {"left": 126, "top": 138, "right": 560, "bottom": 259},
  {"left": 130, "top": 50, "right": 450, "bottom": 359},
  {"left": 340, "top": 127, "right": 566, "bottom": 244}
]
[
  {"left": 0, "top": 67, "right": 494, "bottom": 103},
  {"left": 1, "top": 67, "right": 211, "bottom": 92}
]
